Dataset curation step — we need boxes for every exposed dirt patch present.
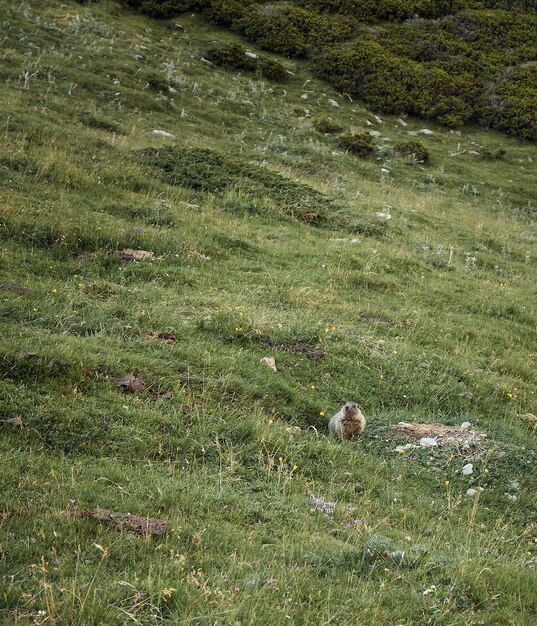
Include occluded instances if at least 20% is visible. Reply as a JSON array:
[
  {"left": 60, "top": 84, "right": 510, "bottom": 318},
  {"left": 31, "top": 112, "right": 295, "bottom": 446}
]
[
  {"left": 390, "top": 421, "right": 487, "bottom": 452},
  {"left": 2, "top": 283, "right": 28, "bottom": 293},
  {"left": 69, "top": 507, "right": 167, "bottom": 536},
  {"left": 260, "top": 336, "right": 325, "bottom": 360},
  {"left": 115, "top": 373, "right": 145, "bottom": 393},
  {"left": 360, "top": 313, "right": 393, "bottom": 325},
  {"left": 117, "top": 248, "right": 155, "bottom": 261},
  {"left": 142, "top": 331, "right": 176, "bottom": 344}
]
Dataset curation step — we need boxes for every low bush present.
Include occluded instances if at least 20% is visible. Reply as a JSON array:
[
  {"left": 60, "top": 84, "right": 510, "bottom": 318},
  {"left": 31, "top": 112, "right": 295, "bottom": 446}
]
[
  {"left": 313, "top": 118, "right": 344, "bottom": 134},
  {"left": 206, "top": 44, "right": 288, "bottom": 82},
  {"left": 339, "top": 132, "right": 374, "bottom": 157},
  {"left": 140, "top": 146, "right": 333, "bottom": 216},
  {"left": 396, "top": 140, "right": 430, "bottom": 163}
]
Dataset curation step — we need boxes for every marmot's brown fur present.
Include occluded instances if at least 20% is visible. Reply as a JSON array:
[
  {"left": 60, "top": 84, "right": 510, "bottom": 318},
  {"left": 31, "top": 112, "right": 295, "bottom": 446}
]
[{"left": 328, "top": 401, "right": 366, "bottom": 440}]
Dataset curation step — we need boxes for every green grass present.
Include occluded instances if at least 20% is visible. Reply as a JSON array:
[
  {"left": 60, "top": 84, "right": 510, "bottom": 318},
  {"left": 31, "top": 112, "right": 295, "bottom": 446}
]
[{"left": 0, "top": 1, "right": 536, "bottom": 624}]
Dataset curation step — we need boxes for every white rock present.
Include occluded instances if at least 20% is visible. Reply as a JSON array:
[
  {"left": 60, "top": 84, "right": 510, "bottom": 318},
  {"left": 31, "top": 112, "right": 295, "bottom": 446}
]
[
  {"left": 376, "top": 211, "right": 392, "bottom": 220},
  {"left": 509, "top": 480, "right": 520, "bottom": 490},
  {"left": 373, "top": 115, "right": 383, "bottom": 124},
  {"left": 380, "top": 168, "right": 390, "bottom": 174},
  {"left": 300, "top": 93, "right": 308, "bottom": 100},
  {"left": 245, "top": 51, "right": 258, "bottom": 59},
  {"left": 397, "top": 118, "right": 408, "bottom": 126},
  {"left": 366, "top": 120, "right": 373, "bottom": 126},
  {"left": 328, "top": 98, "right": 340, "bottom": 108},
  {"left": 419, "top": 128, "right": 434, "bottom": 135},
  {"left": 460, "top": 421, "right": 471, "bottom": 430},
  {"left": 395, "top": 443, "right": 417, "bottom": 452},
  {"left": 369, "top": 130, "right": 381, "bottom": 137},
  {"left": 152, "top": 129, "right": 175, "bottom": 138},
  {"left": 466, "top": 488, "right": 478, "bottom": 497},
  {"left": 462, "top": 463, "right": 474, "bottom": 476},
  {"left": 407, "top": 130, "right": 418, "bottom": 136},
  {"left": 260, "top": 357, "right": 277, "bottom": 372},
  {"left": 419, "top": 437, "right": 438, "bottom": 448},
  {"left": 505, "top": 494, "right": 518, "bottom": 502}
]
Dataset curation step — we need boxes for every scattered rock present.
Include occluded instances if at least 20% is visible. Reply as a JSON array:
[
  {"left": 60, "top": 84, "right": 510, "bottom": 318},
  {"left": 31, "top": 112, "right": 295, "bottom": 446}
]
[
  {"left": 520, "top": 413, "right": 537, "bottom": 429},
  {"left": 380, "top": 168, "right": 390, "bottom": 174},
  {"left": 369, "top": 130, "right": 381, "bottom": 137},
  {"left": 116, "top": 373, "right": 146, "bottom": 393},
  {"left": 460, "top": 421, "right": 471, "bottom": 430},
  {"left": 328, "top": 98, "right": 339, "bottom": 108},
  {"left": 69, "top": 507, "right": 167, "bottom": 535},
  {"left": 261, "top": 356, "right": 277, "bottom": 371},
  {"left": 142, "top": 331, "right": 176, "bottom": 344},
  {"left": 420, "top": 437, "right": 438, "bottom": 448},
  {"left": 2, "top": 283, "right": 28, "bottom": 293},
  {"left": 394, "top": 443, "right": 417, "bottom": 453},
  {"left": 505, "top": 494, "right": 518, "bottom": 502},
  {"left": 260, "top": 337, "right": 325, "bottom": 360},
  {"left": 407, "top": 131, "right": 418, "bottom": 136},
  {"left": 373, "top": 115, "right": 383, "bottom": 124},
  {"left": 462, "top": 463, "right": 473, "bottom": 476},
  {"left": 396, "top": 118, "right": 408, "bottom": 127},
  {"left": 245, "top": 50, "right": 258, "bottom": 59},
  {"left": 509, "top": 480, "right": 520, "bottom": 491},
  {"left": 286, "top": 426, "right": 302, "bottom": 435},
  {"left": 376, "top": 210, "right": 392, "bottom": 220},
  {"left": 118, "top": 249, "right": 155, "bottom": 261},
  {"left": 418, "top": 129, "right": 434, "bottom": 135},
  {"left": 390, "top": 422, "right": 487, "bottom": 452},
  {"left": 152, "top": 129, "right": 175, "bottom": 138},
  {"left": 174, "top": 23, "right": 184, "bottom": 30}
]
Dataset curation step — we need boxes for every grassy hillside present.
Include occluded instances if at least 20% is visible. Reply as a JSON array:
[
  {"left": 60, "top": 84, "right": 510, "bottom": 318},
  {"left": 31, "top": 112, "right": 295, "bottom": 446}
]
[
  {"left": 1, "top": 1, "right": 537, "bottom": 624},
  {"left": 124, "top": 0, "right": 537, "bottom": 139}
]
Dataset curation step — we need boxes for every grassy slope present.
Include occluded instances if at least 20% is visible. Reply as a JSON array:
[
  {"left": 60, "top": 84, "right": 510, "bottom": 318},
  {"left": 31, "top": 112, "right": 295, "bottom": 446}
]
[{"left": 1, "top": 1, "right": 536, "bottom": 624}]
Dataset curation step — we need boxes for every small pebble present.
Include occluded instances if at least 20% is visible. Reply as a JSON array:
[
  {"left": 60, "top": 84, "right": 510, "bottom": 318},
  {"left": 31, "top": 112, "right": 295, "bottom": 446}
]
[{"left": 462, "top": 463, "right": 474, "bottom": 476}]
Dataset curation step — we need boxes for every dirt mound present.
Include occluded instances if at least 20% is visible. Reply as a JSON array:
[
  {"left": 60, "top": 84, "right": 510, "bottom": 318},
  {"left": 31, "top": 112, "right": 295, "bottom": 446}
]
[{"left": 390, "top": 421, "right": 486, "bottom": 452}]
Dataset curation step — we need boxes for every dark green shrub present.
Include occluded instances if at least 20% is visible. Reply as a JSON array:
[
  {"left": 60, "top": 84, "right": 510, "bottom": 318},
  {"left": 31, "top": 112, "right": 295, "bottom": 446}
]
[
  {"left": 206, "top": 43, "right": 257, "bottom": 71},
  {"left": 257, "top": 57, "right": 288, "bottom": 82},
  {"left": 313, "top": 118, "right": 344, "bottom": 134},
  {"left": 121, "top": 0, "right": 209, "bottom": 18},
  {"left": 79, "top": 113, "right": 125, "bottom": 135},
  {"left": 204, "top": 0, "right": 258, "bottom": 26},
  {"left": 144, "top": 70, "right": 171, "bottom": 92},
  {"left": 315, "top": 41, "right": 414, "bottom": 114},
  {"left": 237, "top": 5, "right": 353, "bottom": 57},
  {"left": 140, "top": 146, "right": 333, "bottom": 215},
  {"left": 339, "top": 132, "right": 374, "bottom": 157},
  {"left": 206, "top": 44, "right": 288, "bottom": 82},
  {"left": 396, "top": 140, "right": 430, "bottom": 163}
]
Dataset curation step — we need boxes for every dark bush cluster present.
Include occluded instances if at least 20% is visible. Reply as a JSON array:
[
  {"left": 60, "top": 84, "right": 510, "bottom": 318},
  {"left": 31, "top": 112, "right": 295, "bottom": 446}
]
[
  {"left": 313, "top": 118, "right": 344, "bottom": 134},
  {"left": 140, "top": 146, "right": 334, "bottom": 216},
  {"left": 396, "top": 140, "right": 430, "bottom": 163},
  {"left": 236, "top": 5, "right": 353, "bottom": 57},
  {"left": 339, "top": 132, "right": 375, "bottom": 157},
  {"left": 122, "top": 0, "right": 537, "bottom": 140},
  {"left": 206, "top": 43, "right": 288, "bottom": 81}
]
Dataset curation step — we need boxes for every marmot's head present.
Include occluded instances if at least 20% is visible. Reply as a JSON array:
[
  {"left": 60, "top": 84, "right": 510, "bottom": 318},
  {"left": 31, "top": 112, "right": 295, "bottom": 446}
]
[{"left": 343, "top": 401, "right": 362, "bottom": 418}]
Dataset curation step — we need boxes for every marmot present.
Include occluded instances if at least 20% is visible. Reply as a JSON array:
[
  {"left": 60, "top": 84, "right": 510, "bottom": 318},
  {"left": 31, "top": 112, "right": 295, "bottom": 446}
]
[{"left": 328, "top": 401, "right": 366, "bottom": 440}]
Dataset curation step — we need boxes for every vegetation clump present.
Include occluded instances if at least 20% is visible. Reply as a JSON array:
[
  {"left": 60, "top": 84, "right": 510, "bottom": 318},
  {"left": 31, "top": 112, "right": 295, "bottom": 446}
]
[
  {"left": 396, "top": 140, "right": 430, "bottom": 163},
  {"left": 339, "top": 132, "right": 375, "bottom": 157},
  {"left": 206, "top": 43, "right": 288, "bottom": 81},
  {"left": 140, "top": 145, "right": 332, "bottom": 216},
  {"left": 313, "top": 118, "right": 344, "bottom": 134}
]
